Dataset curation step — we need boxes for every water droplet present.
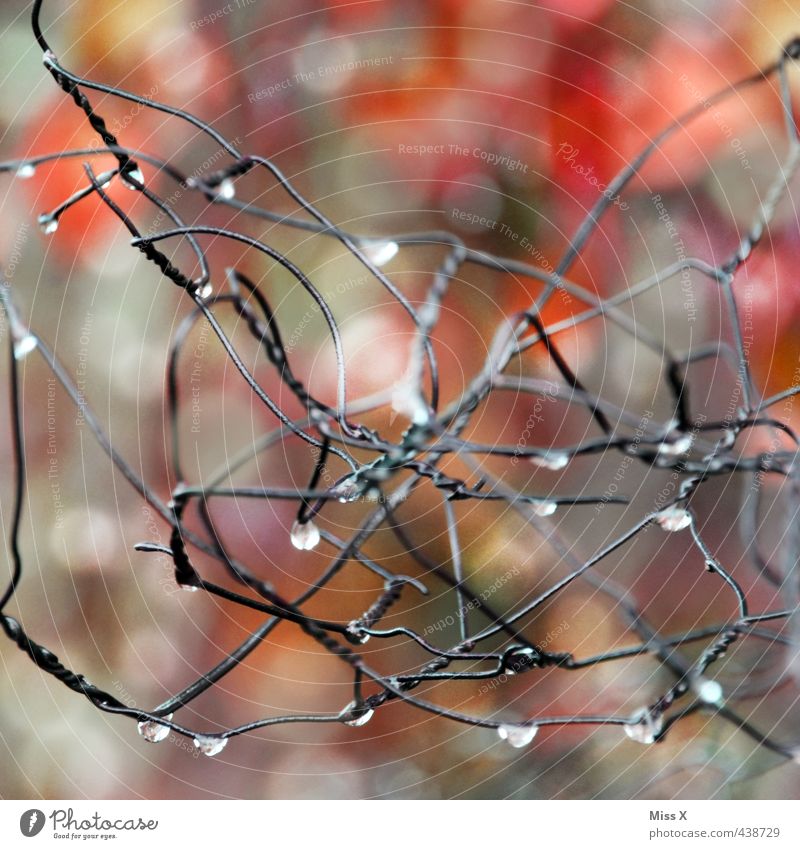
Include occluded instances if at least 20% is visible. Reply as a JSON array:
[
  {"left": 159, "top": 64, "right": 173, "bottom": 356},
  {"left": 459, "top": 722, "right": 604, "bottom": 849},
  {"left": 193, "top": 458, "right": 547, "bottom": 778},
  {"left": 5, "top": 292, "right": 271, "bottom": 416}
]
[
  {"left": 345, "top": 621, "right": 370, "bottom": 644},
  {"left": 391, "top": 383, "right": 429, "bottom": 426},
  {"left": 417, "top": 301, "right": 439, "bottom": 327},
  {"left": 13, "top": 334, "right": 37, "bottom": 360},
  {"left": 497, "top": 723, "right": 538, "bottom": 748},
  {"left": 624, "top": 707, "right": 663, "bottom": 744},
  {"left": 290, "top": 519, "right": 320, "bottom": 551},
  {"left": 505, "top": 647, "right": 538, "bottom": 675},
  {"left": 16, "top": 163, "right": 36, "bottom": 179},
  {"left": 38, "top": 215, "right": 58, "bottom": 235},
  {"left": 532, "top": 500, "right": 557, "bottom": 517},
  {"left": 331, "top": 480, "right": 361, "bottom": 503},
  {"left": 217, "top": 178, "right": 236, "bottom": 200},
  {"left": 363, "top": 240, "right": 398, "bottom": 267},
  {"left": 342, "top": 700, "right": 374, "bottom": 727},
  {"left": 658, "top": 434, "right": 694, "bottom": 456},
  {"left": 530, "top": 452, "right": 569, "bottom": 471},
  {"left": 137, "top": 713, "right": 173, "bottom": 744},
  {"left": 695, "top": 678, "right": 724, "bottom": 706},
  {"left": 654, "top": 506, "right": 691, "bottom": 532},
  {"left": 193, "top": 735, "right": 228, "bottom": 757},
  {"left": 123, "top": 166, "right": 145, "bottom": 190},
  {"left": 196, "top": 282, "right": 213, "bottom": 300}
]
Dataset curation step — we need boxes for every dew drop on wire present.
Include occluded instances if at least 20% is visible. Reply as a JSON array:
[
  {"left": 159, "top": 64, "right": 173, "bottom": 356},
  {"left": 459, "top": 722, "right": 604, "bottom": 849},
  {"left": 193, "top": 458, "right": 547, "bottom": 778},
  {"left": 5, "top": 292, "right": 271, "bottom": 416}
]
[
  {"left": 695, "top": 678, "right": 724, "bottom": 705},
  {"left": 123, "top": 166, "right": 145, "bottom": 190},
  {"left": 345, "top": 621, "right": 370, "bottom": 644},
  {"left": 38, "top": 215, "right": 58, "bottom": 235},
  {"left": 13, "top": 334, "right": 37, "bottom": 361},
  {"left": 505, "top": 647, "right": 538, "bottom": 675},
  {"left": 530, "top": 452, "right": 569, "bottom": 471},
  {"left": 16, "top": 163, "right": 36, "bottom": 179},
  {"left": 532, "top": 500, "right": 557, "bottom": 517},
  {"left": 624, "top": 708, "right": 663, "bottom": 744},
  {"left": 331, "top": 480, "right": 360, "bottom": 503},
  {"left": 193, "top": 735, "right": 228, "bottom": 757},
  {"left": 137, "top": 713, "right": 173, "bottom": 744},
  {"left": 658, "top": 433, "right": 694, "bottom": 456},
  {"left": 391, "top": 383, "right": 429, "bottom": 426},
  {"left": 342, "top": 700, "right": 374, "bottom": 727},
  {"left": 497, "top": 723, "right": 538, "bottom": 748},
  {"left": 290, "top": 519, "right": 320, "bottom": 551},
  {"left": 217, "top": 178, "right": 236, "bottom": 200},
  {"left": 362, "top": 240, "right": 398, "bottom": 267},
  {"left": 654, "top": 506, "right": 691, "bottom": 532}
]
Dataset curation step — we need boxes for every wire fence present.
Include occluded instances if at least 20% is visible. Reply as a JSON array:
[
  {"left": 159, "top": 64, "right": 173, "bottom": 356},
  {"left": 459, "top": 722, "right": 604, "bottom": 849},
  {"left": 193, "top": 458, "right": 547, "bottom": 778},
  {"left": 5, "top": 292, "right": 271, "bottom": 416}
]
[{"left": 2, "top": 0, "right": 800, "bottom": 761}]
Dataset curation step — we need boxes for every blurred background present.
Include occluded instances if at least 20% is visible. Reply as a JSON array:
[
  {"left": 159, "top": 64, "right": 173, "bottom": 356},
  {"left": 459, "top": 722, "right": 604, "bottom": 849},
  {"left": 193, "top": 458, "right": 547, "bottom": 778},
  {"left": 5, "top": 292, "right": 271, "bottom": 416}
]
[{"left": 2, "top": 0, "right": 800, "bottom": 799}]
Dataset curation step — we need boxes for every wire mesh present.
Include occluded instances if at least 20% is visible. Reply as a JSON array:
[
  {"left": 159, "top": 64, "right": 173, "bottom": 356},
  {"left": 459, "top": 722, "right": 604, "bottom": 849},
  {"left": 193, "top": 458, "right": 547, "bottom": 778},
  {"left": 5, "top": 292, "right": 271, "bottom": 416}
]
[{"left": 1, "top": 0, "right": 800, "bottom": 764}]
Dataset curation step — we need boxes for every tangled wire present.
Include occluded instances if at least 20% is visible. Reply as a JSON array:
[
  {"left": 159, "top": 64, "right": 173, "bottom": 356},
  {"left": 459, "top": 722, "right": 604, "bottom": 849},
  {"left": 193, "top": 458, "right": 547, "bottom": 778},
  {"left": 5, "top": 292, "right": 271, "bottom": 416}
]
[{"left": 2, "top": 0, "right": 800, "bottom": 761}]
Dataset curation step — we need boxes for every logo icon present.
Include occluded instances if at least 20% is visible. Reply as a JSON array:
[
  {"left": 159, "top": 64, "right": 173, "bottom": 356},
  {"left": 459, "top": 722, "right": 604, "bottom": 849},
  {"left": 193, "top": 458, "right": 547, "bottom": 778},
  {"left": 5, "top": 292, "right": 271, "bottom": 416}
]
[{"left": 19, "top": 810, "right": 46, "bottom": 837}]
